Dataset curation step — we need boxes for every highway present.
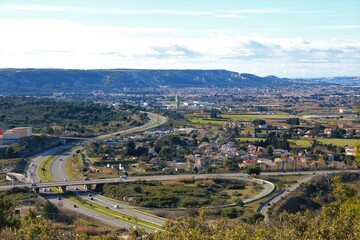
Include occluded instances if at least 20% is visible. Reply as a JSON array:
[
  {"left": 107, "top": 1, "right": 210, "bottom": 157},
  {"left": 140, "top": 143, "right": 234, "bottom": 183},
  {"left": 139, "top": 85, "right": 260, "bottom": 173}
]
[
  {"left": 95, "top": 112, "right": 168, "bottom": 140},
  {"left": 44, "top": 193, "right": 135, "bottom": 229},
  {"left": 258, "top": 174, "right": 317, "bottom": 222},
  {"left": 24, "top": 143, "right": 79, "bottom": 184},
  {"left": 39, "top": 112, "right": 167, "bottom": 231},
  {"left": 3, "top": 111, "right": 359, "bottom": 230},
  {"left": 49, "top": 148, "right": 167, "bottom": 227},
  {"left": 3, "top": 170, "right": 359, "bottom": 191}
]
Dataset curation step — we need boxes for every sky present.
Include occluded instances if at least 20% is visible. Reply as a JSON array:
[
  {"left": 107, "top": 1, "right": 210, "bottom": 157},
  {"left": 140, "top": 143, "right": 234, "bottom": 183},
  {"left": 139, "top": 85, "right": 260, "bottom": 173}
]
[{"left": 0, "top": 0, "right": 359, "bottom": 77}]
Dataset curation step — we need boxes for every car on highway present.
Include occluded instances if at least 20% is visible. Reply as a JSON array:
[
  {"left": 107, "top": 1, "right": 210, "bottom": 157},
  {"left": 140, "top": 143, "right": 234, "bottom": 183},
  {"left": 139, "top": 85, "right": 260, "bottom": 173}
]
[
  {"left": 59, "top": 158, "right": 63, "bottom": 161},
  {"left": 57, "top": 197, "right": 61, "bottom": 200},
  {"left": 120, "top": 175, "right": 127, "bottom": 179},
  {"left": 90, "top": 197, "right": 94, "bottom": 200},
  {"left": 114, "top": 204, "right": 121, "bottom": 209},
  {"left": 73, "top": 204, "right": 77, "bottom": 208}
]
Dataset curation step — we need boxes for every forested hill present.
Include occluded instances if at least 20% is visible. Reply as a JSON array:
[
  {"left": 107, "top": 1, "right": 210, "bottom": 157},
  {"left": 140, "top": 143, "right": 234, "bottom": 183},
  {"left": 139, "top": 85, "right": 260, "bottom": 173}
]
[{"left": 0, "top": 69, "right": 288, "bottom": 94}]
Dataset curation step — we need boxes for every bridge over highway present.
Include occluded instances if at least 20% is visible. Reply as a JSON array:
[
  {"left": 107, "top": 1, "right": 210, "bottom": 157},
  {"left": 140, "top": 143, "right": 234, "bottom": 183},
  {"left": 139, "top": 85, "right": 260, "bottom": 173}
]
[{"left": 1, "top": 170, "right": 358, "bottom": 193}]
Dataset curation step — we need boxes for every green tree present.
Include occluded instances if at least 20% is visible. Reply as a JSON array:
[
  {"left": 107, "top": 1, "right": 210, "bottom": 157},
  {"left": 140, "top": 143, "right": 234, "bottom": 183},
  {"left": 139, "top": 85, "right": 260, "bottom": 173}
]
[
  {"left": 233, "top": 125, "right": 240, "bottom": 137},
  {"left": 355, "top": 141, "right": 360, "bottom": 167},
  {"left": 253, "top": 119, "right": 266, "bottom": 126},
  {"left": 42, "top": 201, "right": 59, "bottom": 220},
  {"left": 5, "top": 147, "right": 14, "bottom": 158},
  {"left": 221, "top": 207, "right": 238, "bottom": 219},
  {"left": 159, "top": 146, "right": 174, "bottom": 161},
  {"left": 246, "top": 165, "right": 261, "bottom": 175},
  {"left": 246, "top": 212, "right": 264, "bottom": 224},
  {"left": 286, "top": 118, "right": 300, "bottom": 125},
  {"left": 266, "top": 146, "right": 273, "bottom": 157},
  {"left": 47, "top": 127, "right": 54, "bottom": 135},
  {"left": 210, "top": 109, "right": 221, "bottom": 119},
  {"left": 0, "top": 193, "right": 20, "bottom": 230},
  {"left": 17, "top": 216, "right": 63, "bottom": 240},
  {"left": 125, "top": 140, "right": 136, "bottom": 156}
]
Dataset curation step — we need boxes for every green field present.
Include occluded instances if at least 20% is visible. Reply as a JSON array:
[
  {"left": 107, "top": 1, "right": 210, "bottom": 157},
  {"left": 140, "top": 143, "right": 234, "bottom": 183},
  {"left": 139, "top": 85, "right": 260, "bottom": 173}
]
[
  {"left": 221, "top": 114, "right": 292, "bottom": 120},
  {"left": 188, "top": 118, "right": 227, "bottom": 125},
  {"left": 288, "top": 139, "right": 312, "bottom": 147},
  {"left": 289, "top": 138, "right": 359, "bottom": 147},
  {"left": 316, "top": 138, "right": 359, "bottom": 147}
]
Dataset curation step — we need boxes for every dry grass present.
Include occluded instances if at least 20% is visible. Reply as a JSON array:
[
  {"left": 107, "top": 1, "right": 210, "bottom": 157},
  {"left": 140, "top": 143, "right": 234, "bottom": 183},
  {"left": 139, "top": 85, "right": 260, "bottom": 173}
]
[
  {"left": 162, "top": 181, "right": 183, "bottom": 186},
  {"left": 75, "top": 225, "right": 103, "bottom": 236},
  {"left": 345, "top": 179, "right": 360, "bottom": 193},
  {"left": 66, "top": 153, "right": 84, "bottom": 180},
  {"left": 52, "top": 222, "right": 68, "bottom": 229},
  {"left": 175, "top": 178, "right": 196, "bottom": 184}
]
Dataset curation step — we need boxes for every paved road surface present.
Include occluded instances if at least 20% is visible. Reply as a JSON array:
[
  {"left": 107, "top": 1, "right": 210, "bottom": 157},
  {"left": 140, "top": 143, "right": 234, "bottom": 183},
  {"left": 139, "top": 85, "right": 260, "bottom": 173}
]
[
  {"left": 38, "top": 112, "right": 167, "bottom": 231},
  {"left": 3, "top": 170, "right": 359, "bottom": 191},
  {"left": 3, "top": 111, "right": 358, "bottom": 230},
  {"left": 259, "top": 174, "right": 319, "bottom": 222},
  {"left": 45, "top": 193, "right": 134, "bottom": 229}
]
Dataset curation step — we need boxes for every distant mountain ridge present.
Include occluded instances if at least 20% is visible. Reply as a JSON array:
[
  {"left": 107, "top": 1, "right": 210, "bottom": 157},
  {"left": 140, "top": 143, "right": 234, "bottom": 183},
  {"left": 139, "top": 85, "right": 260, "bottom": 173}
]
[{"left": 0, "top": 68, "right": 357, "bottom": 95}]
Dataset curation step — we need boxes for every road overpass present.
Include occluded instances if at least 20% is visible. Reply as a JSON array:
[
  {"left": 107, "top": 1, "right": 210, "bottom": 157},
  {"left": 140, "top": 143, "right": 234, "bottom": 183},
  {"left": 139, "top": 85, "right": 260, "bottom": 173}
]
[{"left": 1, "top": 169, "right": 358, "bottom": 193}]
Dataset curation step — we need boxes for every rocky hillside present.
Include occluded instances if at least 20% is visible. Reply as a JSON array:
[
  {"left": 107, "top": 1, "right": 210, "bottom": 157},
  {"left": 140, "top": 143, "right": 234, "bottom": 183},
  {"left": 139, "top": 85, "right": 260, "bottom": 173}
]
[{"left": 0, "top": 69, "right": 288, "bottom": 94}]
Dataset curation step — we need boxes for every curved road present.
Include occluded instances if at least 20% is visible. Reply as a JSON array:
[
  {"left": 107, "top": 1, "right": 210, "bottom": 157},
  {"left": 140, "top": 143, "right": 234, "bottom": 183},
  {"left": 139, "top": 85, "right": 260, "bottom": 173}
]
[
  {"left": 14, "top": 111, "right": 360, "bottom": 230},
  {"left": 96, "top": 112, "right": 167, "bottom": 140},
  {"left": 49, "top": 112, "right": 167, "bottom": 230},
  {"left": 259, "top": 174, "right": 316, "bottom": 222}
]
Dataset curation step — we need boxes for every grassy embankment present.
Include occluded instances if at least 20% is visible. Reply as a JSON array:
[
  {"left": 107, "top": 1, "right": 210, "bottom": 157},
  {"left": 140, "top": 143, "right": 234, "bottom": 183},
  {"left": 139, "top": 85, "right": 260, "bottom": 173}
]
[
  {"left": 38, "top": 155, "right": 57, "bottom": 182},
  {"left": 66, "top": 153, "right": 85, "bottom": 180}
]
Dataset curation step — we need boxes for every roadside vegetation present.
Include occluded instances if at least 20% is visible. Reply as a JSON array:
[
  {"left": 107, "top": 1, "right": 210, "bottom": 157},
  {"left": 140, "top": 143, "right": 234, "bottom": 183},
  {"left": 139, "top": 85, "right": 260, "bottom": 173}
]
[
  {"left": 102, "top": 178, "right": 255, "bottom": 209},
  {"left": 0, "top": 136, "right": 64, "bottom": 160},
  {"left": 151, "top": 175, "right": 359, "bottom": 240},
  {"left": 0, "top": 96, "right": 147, "bottom": 137},
  {"left": 38, "top": 155, "right": 57, "bottom": 182},
  {"left": 1, "top": 174, "right": 358, "bottom": 239},
  {"left": 66, "top": 151, "right": 85, "bottom": 180}
]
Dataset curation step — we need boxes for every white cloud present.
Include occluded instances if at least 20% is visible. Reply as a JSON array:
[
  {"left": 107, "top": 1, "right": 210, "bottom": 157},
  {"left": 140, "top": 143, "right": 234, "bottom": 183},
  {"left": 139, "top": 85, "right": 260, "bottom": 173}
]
[
  {"left": 225, "top": 9, "right": 281, "bottom": 14},
  {"left": 0, "top": 4, "right": 300, "bottom": 18},
  {"left": 314, "top": 25, "right": 360, "bottom": 29},
  {"left": 0, "top": 19, "right": 359, "bottom": 77}
]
